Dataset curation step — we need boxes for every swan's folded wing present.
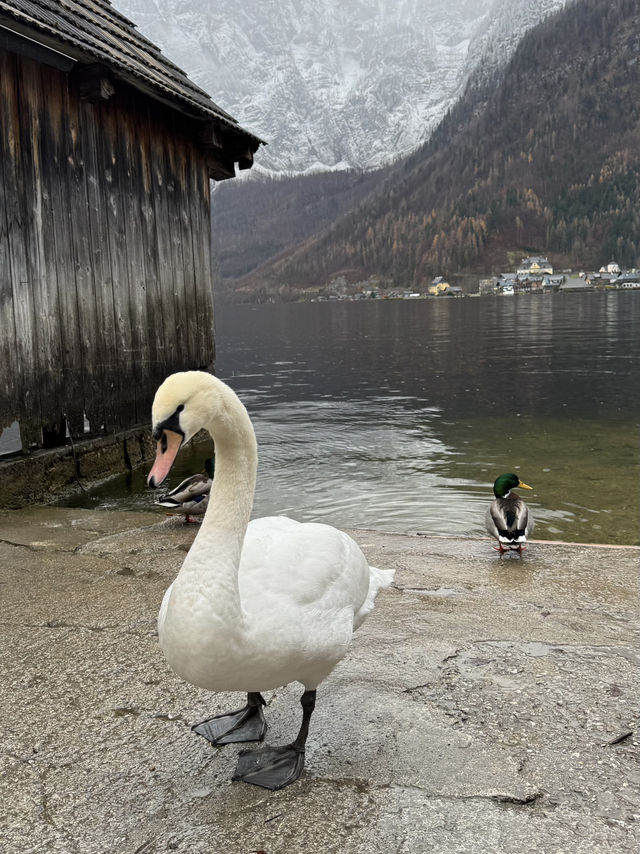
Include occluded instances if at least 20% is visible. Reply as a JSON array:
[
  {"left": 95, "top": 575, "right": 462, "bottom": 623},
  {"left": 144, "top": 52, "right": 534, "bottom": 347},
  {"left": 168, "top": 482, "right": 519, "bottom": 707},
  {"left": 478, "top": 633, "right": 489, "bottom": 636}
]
[{"left": 239, "top": 517, "right": 371, "bottom": 616}]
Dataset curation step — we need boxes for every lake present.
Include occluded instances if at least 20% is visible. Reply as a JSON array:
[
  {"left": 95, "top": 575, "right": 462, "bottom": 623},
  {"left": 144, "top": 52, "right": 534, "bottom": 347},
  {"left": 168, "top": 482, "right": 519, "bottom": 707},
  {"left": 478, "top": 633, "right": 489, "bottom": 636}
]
[{"left": 60, "top": 291, "right": 640, "bottom": 546}]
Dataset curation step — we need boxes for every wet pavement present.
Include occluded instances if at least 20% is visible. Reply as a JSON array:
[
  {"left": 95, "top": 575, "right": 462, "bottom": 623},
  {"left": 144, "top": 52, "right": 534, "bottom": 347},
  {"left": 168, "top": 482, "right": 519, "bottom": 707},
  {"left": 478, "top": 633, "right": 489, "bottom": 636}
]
[{"left": 1, "top": 507, "right": 638, "bottom": 853}]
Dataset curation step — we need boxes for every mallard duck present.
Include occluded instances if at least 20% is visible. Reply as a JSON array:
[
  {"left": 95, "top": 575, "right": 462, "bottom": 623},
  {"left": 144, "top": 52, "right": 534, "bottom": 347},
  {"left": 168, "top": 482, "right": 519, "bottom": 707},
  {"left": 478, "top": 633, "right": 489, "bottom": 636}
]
[
  {"left": 147, "top": 371, "right": 394, "bottom": 790},
  {"left": 485, "top": 472, "right": 534, "bottom": 554},
  {"left": 155, "top": 457, "right": 214, "bottom": 523}
]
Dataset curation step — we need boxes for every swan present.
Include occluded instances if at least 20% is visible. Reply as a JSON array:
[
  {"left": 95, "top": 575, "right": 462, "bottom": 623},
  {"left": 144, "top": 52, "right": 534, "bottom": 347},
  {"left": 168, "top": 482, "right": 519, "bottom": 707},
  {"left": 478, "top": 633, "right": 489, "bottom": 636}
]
[
  {"left": 485, "top": 472, "right": 534, "bottom": 555},
  {"left": 147, "top": 370, "right": 394, "bottom": 790}
]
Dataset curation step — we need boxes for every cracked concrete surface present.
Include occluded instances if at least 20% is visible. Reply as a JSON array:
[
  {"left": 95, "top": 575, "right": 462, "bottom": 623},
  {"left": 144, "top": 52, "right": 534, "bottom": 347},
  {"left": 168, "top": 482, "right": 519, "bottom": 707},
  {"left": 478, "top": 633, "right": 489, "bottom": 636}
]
[{"left": 1, "top": 507, "right": 638, "bottom": 853}]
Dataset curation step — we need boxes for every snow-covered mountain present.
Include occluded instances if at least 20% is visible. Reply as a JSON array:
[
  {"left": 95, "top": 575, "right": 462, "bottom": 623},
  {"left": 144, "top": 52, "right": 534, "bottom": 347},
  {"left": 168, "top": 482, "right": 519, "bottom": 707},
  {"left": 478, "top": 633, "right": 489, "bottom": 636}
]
[{"left": 117, "top": 0, "right": 569, "bottom": 175}]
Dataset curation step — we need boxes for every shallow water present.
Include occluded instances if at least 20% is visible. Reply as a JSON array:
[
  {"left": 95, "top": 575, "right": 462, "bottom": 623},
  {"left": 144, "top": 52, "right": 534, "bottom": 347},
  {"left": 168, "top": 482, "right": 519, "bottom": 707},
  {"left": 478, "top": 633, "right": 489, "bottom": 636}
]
[{"left": 61, "top": 292, "right": 640, "bottom": 545}]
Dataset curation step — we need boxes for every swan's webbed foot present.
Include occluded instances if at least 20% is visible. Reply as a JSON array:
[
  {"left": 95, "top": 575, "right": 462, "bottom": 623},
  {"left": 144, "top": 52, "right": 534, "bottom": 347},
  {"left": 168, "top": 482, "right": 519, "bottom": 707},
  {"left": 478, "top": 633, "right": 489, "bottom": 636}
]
[
  {"left": 233, "top": 743, "right": 305, "bottom": 790},
  {"left": 232, "top": 688, "right": 316, "bottom": 790},
  {"left": 192, "top": 692, "right": 267, "bottom": 745}
]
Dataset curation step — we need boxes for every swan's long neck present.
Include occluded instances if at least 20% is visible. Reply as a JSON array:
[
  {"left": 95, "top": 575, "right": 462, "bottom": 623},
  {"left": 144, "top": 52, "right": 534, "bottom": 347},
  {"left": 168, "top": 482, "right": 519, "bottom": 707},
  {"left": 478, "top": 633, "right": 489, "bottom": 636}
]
[{"left": 177, "top": 382, "right": 257, "bottom": 627}]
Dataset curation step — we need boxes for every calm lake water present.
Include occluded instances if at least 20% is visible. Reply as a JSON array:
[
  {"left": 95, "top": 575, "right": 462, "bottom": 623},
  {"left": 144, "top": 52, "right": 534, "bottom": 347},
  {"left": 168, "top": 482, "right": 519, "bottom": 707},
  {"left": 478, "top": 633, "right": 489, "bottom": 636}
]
[{"left": 61, "top": 292, "right": 640, "bottom": 545}]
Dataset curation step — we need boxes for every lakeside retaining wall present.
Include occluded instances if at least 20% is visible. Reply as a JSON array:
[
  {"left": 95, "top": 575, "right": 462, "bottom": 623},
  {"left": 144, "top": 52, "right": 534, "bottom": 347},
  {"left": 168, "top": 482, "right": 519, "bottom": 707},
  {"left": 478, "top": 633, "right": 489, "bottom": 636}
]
[{"left": 0, "top": 428, "right": 154, "bottom": 508}]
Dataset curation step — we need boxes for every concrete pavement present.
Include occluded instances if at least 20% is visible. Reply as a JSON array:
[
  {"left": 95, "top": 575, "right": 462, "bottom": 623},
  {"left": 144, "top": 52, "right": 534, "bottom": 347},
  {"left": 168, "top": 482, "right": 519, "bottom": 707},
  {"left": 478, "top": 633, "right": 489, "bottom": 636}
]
[{"left": 1, "top": 507, "right": 638, "bottom": 853}]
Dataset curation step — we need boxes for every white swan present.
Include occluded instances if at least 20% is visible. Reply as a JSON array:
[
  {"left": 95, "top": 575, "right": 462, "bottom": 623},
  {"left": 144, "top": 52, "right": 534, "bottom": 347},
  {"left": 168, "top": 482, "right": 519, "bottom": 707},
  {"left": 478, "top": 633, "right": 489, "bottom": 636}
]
[{"left": 147, "top": 371, "right": 394, "bottom": 790}]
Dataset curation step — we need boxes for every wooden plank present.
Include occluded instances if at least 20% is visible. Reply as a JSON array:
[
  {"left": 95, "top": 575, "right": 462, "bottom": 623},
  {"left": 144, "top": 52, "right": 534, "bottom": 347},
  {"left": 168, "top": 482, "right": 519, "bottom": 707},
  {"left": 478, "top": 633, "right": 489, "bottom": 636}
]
[
  {"left": 63, "top": 73, "right": 104, "bottom": 437},
  {"left": 78, "top": 98, "right": 118, "bottom": 433},
  {"left": 201, "top": 163, "right": 215, "bottom": 368},
  {"left": 40, "top": 65, "right": 86, "bottom": 438},
  {"left": 137, "top": 99, "right": 168, "bottom": 392},
  {"left": 13, "top": 55, "right": 52, "bottom": 446},
  {"left": 148, "top": 116, "right": 180, "bottom": 378},
  {"left": 184, "top": 148, "right": 203, "bottom": 367},
  {"left": 172, "top": 130, "right": 197, "bottom": 368},
  {"left": 163, "top": 131, "right": 190, "bottom": 370},
  {"left": 189, "top": 152, "right": 215, "bottom": 370},
  {"left": 0, "top": 50, "right": 20, "bottom": 426},
  {"left": 96, "top": 102, "right": 135, "bottom": 429},
  {"left": 117, "top": 104, "right": 148, "bottom": 426}
]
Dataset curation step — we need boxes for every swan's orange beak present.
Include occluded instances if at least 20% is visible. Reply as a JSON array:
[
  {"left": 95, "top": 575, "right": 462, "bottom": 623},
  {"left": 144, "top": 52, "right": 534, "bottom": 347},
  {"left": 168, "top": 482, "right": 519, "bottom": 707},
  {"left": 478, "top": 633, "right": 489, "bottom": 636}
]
[{"left": 147, "top": 429, "right": 183, "bottom": 488}]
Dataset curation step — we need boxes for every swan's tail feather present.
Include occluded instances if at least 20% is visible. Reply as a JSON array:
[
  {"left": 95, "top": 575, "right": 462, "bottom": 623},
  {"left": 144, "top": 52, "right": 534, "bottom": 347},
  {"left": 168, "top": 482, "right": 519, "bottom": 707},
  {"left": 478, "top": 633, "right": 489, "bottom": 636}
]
[{"left": 354, "top": 566, "right": 394, "bottom": 629}]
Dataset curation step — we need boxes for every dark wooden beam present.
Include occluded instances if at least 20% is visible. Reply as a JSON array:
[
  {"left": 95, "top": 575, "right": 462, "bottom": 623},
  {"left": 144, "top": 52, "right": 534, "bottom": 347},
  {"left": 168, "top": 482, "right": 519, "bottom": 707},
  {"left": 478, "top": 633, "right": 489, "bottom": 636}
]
[
  {"left": 70, "top": 63, "right": 115, "bottom": 102},
  {"left": 0, "top": 24, "right": 76, "bottom": 71},
  {"left": 237, "top": 149, "right": 254, "bottom": 170},
  {"left": 206, "top": 153, "right": 236, "bottom": 181},
  {"left": 199, "top": 121, "right": 225, "bottom": 150},
  {"left": 200, "top": 121, "right": 261, "bottom": 171}
]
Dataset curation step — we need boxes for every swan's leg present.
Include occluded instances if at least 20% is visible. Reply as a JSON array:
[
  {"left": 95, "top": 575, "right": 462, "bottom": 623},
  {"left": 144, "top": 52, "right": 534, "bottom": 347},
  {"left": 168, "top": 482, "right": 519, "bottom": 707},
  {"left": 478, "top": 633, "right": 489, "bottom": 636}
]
[
  {"left": 232, "top": 689, "right": 316, "bottom": 790},
  {"left": 192, "top": 692, "right": 267, "bottom": 745}
]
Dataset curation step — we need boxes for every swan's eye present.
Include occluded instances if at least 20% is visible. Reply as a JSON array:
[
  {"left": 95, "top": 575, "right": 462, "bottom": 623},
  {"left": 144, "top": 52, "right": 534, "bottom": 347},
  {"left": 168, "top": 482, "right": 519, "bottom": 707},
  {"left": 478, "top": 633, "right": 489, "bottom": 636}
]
[{"left": 177, "top": 404, "right": 184, "bottom": 412}]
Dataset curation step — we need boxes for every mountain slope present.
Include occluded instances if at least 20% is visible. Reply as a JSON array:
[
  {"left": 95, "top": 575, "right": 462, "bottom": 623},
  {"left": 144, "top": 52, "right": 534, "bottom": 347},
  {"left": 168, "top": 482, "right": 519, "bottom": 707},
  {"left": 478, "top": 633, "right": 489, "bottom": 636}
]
[
  {"left": 231, "top": 0, "right": 640, "bottom": 296},
  {"left": 211, "top": 169, "right": 382, "bottom": 285},
  {"left": 117, "top": 0, "right": 567, "bottom": 175}
]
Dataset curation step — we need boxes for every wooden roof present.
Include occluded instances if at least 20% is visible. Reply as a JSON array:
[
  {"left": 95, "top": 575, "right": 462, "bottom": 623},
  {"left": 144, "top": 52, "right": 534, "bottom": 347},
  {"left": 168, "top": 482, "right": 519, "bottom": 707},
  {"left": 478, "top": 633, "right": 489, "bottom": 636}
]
[{"left": 0, "top": 0, "right": 263, "bottom": 164}]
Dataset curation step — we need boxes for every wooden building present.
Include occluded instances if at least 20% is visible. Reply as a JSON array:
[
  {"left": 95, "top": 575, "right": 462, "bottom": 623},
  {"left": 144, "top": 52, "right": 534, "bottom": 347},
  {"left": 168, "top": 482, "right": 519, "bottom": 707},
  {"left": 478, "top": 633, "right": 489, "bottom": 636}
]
[{"left": 0, "top": 0, "right": 262, "bottom": 450}]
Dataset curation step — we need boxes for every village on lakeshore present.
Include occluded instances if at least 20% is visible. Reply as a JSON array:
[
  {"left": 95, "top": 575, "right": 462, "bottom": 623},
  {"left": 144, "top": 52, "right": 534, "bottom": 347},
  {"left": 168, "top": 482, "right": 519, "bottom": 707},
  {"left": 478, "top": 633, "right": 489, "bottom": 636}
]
[{"left": 315, "top": 256, "right": 640, "bottom": 301}]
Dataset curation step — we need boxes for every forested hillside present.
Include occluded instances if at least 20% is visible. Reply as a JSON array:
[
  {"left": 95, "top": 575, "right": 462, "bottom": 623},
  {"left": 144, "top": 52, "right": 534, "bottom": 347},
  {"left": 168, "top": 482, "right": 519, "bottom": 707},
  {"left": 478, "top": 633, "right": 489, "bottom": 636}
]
[
  {"left": 211, "top": 169, "right": 381, "bottom": 291},
  {"left": 217, "top": 0, "right": 640, "bottom": 300}
]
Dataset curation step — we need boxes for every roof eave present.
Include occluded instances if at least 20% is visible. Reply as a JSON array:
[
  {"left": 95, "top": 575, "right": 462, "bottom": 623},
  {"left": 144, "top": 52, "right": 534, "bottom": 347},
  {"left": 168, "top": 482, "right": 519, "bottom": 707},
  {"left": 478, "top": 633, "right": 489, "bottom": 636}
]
[{"left": 0, "top": 11, "right": 265, "bottom": 166}]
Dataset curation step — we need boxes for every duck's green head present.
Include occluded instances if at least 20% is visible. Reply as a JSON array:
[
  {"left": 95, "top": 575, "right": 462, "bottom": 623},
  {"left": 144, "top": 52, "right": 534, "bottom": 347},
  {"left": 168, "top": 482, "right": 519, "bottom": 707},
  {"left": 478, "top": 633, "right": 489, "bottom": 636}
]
[{"left": 493, "top": 472, "right": 533, "bottom": 498}]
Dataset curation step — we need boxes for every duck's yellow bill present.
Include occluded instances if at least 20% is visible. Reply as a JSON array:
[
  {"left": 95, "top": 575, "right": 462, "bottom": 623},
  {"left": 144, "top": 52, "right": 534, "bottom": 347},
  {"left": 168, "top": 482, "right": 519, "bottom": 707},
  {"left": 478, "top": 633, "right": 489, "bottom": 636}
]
[{"left": 518, "top": 480, "right": 533, "bottom": 490}]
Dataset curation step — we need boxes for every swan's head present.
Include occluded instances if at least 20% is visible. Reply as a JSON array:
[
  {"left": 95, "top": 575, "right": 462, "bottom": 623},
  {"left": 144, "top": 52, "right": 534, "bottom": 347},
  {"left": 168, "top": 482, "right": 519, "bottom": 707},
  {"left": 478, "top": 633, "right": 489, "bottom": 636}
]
[{"left": 147, "top": 371, "right": 220, "bottom": 488}]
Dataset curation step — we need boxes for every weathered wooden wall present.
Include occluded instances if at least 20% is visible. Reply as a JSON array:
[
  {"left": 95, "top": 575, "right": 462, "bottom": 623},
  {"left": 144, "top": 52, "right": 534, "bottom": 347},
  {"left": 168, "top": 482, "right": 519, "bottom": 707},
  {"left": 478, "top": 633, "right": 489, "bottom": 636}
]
[{"left": 0, "top": 48, "right": 215, "bottom": 448}]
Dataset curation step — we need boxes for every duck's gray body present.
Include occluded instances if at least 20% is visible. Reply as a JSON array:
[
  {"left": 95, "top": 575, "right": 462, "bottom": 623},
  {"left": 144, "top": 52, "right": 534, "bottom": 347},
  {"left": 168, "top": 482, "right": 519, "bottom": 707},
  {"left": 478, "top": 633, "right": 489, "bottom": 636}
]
[{"left": 485, "top": 492, "right": 534, "bottom": 547}]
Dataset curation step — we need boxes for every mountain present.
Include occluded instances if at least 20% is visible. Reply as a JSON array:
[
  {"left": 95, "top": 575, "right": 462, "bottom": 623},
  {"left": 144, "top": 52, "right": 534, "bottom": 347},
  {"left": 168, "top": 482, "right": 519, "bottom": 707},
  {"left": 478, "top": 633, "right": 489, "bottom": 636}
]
[
  {"left": 116, "top": 0, "right": 567, "bottom": 176},
  {"left": 224, "top": 0, "right": 640, "bottom": 299}
]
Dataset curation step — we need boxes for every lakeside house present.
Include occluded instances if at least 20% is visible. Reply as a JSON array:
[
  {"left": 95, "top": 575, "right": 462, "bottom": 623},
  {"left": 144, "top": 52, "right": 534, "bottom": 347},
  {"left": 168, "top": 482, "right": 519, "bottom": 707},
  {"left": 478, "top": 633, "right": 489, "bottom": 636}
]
[
  {"left": 516, "top": 256, "right": 553, "bottom": 277},
  {"left": 428, "top": 276, "right": 450, "bottom": 295},
  {"left": 0, "top": 0, "right": 263, "bottom": 451},
  {"left": 600, "top": 261, "right": 621, "bottom": 274}
]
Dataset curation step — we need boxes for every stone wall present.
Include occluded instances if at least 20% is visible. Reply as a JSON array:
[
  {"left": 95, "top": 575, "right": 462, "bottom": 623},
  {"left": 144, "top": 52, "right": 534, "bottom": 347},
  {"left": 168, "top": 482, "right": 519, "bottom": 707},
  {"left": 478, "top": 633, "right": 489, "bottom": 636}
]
[{"left": 0, "top": 428, "right": 154, "bottom": 508}]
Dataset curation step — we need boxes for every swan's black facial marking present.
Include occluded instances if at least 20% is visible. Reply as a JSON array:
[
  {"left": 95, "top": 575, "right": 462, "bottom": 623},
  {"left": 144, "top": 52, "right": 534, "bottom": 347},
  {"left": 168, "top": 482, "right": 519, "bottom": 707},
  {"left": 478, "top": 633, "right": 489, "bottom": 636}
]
[{"left": 153, "top": 405, "right": 186, "bottom": 441}]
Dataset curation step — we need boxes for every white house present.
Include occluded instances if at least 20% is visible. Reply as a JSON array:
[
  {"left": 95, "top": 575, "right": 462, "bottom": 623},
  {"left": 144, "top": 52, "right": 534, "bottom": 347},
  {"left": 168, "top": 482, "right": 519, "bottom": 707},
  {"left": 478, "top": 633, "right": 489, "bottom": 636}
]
[{"left": 599, "top": 260, "right": 621, "bottom": 274}]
